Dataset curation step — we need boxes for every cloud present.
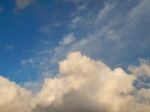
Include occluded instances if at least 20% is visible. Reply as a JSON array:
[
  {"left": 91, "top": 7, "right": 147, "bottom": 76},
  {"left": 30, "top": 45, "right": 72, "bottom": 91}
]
[
  {"left": 33, "top": 52, "right": 150, "bottom": 112},
  {"left": 59, "top": 33, "right": 76, "bottom": 46},
  {"left": 63, "top": 0, "right": 88, "bottom": 5},
  {"left": 21, "top": 57, "right": 36, "bottom": 65},
  {"left": 0, "top": 6, "right": 3, "bottom": 12},
  {"left": 71, "top": 16, "right": 83, "bottom": 28},
  {"left": 51, "top": 0, "right": 149, "bottom": 68},
  {"left": 0, "top": 76, "right": 33, "bottom": 112},
  {"left": 129, "top": 0, "right": 150, "bottom": 21},
  {"left": 77, "top": 4, "right": 86, "bottom": 11},
  {"left": 5, "top": 45, "right": 14, "bottom": 51},
  {"left": 15, "top": 0, "right": 33, "bottom": 10},
  {"left": 128, "top": 60, "right": 150, "bottom": 89},
  {"left": 128, "top": 59, "right": 150, "bottom": 77},
  {"left": 96, "top": 2, "right": 116, "bottom": 22},
  {"left": 32, "top": 0, "right": 149, "bottom": 73},
  {"left": 1, "top": 52, "right": 150, "bottom": 112}
]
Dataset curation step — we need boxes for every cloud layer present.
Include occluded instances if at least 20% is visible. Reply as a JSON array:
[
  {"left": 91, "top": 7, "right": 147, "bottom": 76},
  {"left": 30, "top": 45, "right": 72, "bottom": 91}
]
[{"left": 0, "top": 52, "right": 150, "bottom": 112}]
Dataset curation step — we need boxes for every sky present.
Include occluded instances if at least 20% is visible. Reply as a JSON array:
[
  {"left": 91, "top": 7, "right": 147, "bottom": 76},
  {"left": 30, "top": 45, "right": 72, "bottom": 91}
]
[
  {"left": 0, "top": 0, "right": 150, "bottom": 112},
  {"left": 0, "top": 0, "right": 149, "bottom": 83}
]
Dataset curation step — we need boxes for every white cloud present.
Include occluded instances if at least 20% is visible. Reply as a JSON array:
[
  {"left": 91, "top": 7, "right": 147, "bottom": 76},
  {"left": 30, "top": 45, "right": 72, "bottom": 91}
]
[
  {"left": 128, "top": 59, "right": 150, "bottom": 77},
  {"left": 21, "top": 58, "right": 35, "bottom": 65},
  {"left": 129, "top": 0, "right": 150, "bottom": 21},
  {"left": 63, "top": 0, "right": 87, "bottom": 5},
  {"left": 59, "top": 33, "right": 76, "bottom": 46},
  {"left": 51, "top": 0, "right": 149, "bottom": 67},
  {"left": 96, "top": 2, "right": 116, "bottom": 22},
  {"left": 71, "top": 16, "right": 82, "bottom": 28},
  {"left": 1, "top": 52, "right": 150, "bottom": 112},
  {"left": 49, "top": 33, "right": 77, "bottom": 64},
  {"left": 78, "top": 4, "right": 86, "bottom": 11},
  {"left": 50, "top": 23, "right": 122, "bottom": 65},
  {"left": 4, "top": 0, "right": 150, "bottom": 111},
  {"left": 0, "top": 76, "right": 33, "bottom": 112},
  {"left": 15, "top": 0, "right": 32, "bottom": 10}
]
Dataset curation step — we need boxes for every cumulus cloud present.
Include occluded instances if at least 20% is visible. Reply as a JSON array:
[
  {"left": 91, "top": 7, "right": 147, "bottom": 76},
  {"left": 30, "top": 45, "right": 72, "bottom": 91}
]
[
  {"left": 128, "top": 59, "right": 150, "bottom": 90},
  {"left": 0, "top": 52, "right": 150, "bottom": 112},
  {"left": 128, "top": 59, "right": 150, "bottom": 77},
  {"left": 0, "top": 76, "right": 33, "bottom": 112}
]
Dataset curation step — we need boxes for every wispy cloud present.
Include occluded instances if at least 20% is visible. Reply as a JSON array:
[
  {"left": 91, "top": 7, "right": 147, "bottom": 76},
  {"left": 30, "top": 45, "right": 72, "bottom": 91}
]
[
  {"left": 71, "top": 16, "right": 83, "bottom": 29},
  {"left": 19, "top": 0, "right": 150, "bottom": 77},
  {"left": 59, "top": 33, "right": 76, "bottom": 45},
  {"left": 0, "top": 6, "right": 3, "bottom": 12},
  {"left": 5, "top": 45, "right": 14, "bottom": 51},
  {"left": 96, "top": 2, "right": 116, "bottom": 22},
  {"left": 15, "top": 0, "right": 33, "bottom": 10},
  {"left": 129, "top": 0, "right": 150, "bottom": 21}
]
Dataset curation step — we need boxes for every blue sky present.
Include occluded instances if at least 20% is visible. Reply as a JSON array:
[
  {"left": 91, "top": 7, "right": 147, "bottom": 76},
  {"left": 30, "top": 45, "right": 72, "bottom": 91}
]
[{"left": 0, "top": 0, "right": 150, "bottom": 84}]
